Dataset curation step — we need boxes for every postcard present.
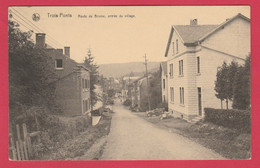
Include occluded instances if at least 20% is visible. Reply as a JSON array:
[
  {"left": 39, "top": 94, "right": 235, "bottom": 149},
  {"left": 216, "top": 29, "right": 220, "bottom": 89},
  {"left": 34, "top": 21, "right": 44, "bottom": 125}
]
[{"left": 2, "top": 3, "right": 258, "bottom": 168}]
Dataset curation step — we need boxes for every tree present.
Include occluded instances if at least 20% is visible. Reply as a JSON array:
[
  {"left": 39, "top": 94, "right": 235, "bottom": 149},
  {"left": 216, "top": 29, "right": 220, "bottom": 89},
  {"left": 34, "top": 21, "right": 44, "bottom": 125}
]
[
  {"left": 9, "top": 20, "right": 57, "bottom": 125},
  {"left": 226, "top": 61, "right": 239, "bottom": 100},
  {"left": 84, "top": 49, "right": 99, "bottom": 110},
  {"left": 149, "top": 70, "right": 162, "bottom": 110},
  {"left": 215, "top": 62, "right": 229, "bottom": 109},
  {"left": 233, "top": 54, "right": 251, "bottom": 109}
]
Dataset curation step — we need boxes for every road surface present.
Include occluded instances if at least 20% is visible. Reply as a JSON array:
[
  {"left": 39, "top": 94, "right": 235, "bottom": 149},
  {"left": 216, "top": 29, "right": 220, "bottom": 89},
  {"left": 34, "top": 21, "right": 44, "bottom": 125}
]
[{"left": 100, "top": 100, "right": 225, "bottom": 160}]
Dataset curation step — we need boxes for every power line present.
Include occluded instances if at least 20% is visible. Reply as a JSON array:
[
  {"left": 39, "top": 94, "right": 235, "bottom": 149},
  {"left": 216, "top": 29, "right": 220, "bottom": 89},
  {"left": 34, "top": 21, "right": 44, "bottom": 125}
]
[
  {"left": 11, "top": 19, "right": 60, "bottom": 48},
  {"left": 11, "top": 17, "right": 60, "bottom": 48},
  {"left": 15, "top": 7, "right": 66, "bottom": 47},
  {"left": 10, "top": 7, "right": 65, "bottom": 47}
]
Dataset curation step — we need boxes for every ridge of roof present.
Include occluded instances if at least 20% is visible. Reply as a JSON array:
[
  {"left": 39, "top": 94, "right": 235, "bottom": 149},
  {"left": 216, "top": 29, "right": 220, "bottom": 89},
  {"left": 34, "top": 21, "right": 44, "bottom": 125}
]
[
  {"left": 173, "top": 24, "right": 218, "bottom": 44},
  {"left": 165, "top": 13, "right": 250, "bottom": 57},
  {"left": 199, "top": 13, "right": 250, "bottom": 42},
  {"left": 77, "top": 63, "right": 91, "bottom": 72}
]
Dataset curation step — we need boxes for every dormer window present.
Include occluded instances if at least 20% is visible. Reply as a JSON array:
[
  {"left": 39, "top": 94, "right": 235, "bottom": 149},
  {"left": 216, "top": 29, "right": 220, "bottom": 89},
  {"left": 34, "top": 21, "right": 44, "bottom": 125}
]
[{"left": 56, "top": 59, "right": 63, "bottom": 69}]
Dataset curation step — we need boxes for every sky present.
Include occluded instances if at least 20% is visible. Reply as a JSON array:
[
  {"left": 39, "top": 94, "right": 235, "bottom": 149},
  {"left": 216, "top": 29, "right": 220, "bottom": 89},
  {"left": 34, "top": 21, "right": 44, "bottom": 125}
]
[{"left": 9, "top": 6, "right": 250, "bottom": 65}]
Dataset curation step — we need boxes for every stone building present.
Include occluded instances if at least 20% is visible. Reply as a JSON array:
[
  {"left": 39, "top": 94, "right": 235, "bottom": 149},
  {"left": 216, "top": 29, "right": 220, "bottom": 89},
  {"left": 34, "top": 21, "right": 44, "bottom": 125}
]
[{"left": 36, "top": 33, "right": 91, "bottom": 116}]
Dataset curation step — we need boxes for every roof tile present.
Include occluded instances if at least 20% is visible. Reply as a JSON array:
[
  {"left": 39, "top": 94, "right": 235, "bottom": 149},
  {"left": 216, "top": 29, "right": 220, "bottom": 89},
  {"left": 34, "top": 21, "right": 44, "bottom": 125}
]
[{"left": 174, "top": 25, "right": 218, "bottom": 44}]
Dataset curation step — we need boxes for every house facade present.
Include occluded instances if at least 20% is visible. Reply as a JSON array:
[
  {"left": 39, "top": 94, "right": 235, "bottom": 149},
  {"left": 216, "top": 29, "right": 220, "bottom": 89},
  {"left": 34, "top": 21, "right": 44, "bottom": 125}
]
[
  {"left": 121, "top": 76, "right": 141, "bottom": 102},
  {"left": 160, "top": 62, "right": 168, "bottom": 104},
  {"left": 164, "top": 13, "right": 250, "bottom": 121},
  {"left": 36, "top": 33, "right": 91, "bottom": 116},
  {"left": 131, "top": 76, "right": 151, "bottom": 111}
]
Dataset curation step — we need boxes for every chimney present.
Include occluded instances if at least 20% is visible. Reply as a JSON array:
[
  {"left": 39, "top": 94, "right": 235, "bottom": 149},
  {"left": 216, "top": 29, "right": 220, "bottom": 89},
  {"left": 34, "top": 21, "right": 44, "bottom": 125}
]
[
  {"left": 190, "top": 19, "right": 198, "bottom": 26},
  {"left": 64, "top": 47, "right": 70, "bottom": 57},
  {"left": 57, "top": 49, "right": 63, "bottom": 55},
  {"left": 36, "top": 33, "right": 46, "bottom": 48}
]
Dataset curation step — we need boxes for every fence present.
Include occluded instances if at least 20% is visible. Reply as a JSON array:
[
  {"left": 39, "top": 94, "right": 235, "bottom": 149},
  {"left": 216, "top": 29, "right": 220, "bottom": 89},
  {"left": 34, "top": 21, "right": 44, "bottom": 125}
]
[{"left": 9, "top": 123, "right": 41, "bottom": 160}]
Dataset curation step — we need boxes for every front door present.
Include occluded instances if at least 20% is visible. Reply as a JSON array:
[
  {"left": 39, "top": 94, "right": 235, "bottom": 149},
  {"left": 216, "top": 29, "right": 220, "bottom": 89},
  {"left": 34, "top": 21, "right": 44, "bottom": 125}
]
[{"left": 198, "top": 87, "right": 202, "bottom": 116}]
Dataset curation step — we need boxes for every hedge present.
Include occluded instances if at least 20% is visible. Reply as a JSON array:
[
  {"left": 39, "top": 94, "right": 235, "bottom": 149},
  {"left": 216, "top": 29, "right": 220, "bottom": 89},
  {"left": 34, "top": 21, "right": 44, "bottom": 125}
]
[
  {"left": 204, "top": 108, "right": 251, "bottom": 132},
  {"left": 123, "top": 99, "right": 131, "bottom": 106}
]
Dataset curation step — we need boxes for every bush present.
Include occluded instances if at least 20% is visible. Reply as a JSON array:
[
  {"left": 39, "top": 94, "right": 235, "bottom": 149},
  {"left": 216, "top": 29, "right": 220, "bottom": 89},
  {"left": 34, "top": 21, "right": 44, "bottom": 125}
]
[
  {"left": 204, "top": 108, "right": 251, "bottom": 133},
  {"left": 157, "top": 102, "right": 168, "bottom": 112},
  {"left": 9, "top": 106, "right": 91, "bottom": 159},
  {"left": 91, "top": 108, "right": 102, "bottom": 116},
  {"left": 123, "top": 99, "right": 131, "bottom": 106}
]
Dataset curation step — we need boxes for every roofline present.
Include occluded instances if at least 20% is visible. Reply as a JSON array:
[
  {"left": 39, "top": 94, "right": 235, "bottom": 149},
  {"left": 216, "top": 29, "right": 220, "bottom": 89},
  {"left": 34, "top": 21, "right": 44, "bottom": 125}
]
[
  {"left": 164, "top": 26, "right": 185, "bottom": 57},
  {"left": 199, "top": 13, "right": 250, "bottom": 42},
  {"left": 172, "top": 25, "right": 185, "bottom": 44},
  {"left": 77, "top": 65, "right": 91, "bottom": 72},
  {"left": 46, "top": 44, "right": 91, "bottom": 72},
  {"left": 164, "top": 27, "right": 174, "bottom": 57},
  {"left": 164, "top": 13, "right": 250, "bottom": 52}
]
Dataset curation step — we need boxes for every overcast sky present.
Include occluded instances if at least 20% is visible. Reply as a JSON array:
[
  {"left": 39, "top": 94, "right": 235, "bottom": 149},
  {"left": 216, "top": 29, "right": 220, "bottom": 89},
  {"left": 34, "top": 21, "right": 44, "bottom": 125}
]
[{"left": 10, "top": 6, "right": 250, "bottom": 65}]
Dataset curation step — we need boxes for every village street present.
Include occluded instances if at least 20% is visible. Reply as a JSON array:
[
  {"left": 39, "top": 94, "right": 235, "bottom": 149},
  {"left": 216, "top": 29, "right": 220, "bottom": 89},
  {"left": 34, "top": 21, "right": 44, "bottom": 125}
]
[{"left": 100, "top": 100, "right": 225, "bottom": 160}]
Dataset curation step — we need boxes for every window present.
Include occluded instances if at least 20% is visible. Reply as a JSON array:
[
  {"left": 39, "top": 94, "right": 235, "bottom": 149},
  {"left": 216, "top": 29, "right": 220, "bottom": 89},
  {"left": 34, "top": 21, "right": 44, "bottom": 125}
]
[
  {"left": 89, "top": 98, "right": 91, "bottom": 109},
  {"left": 163, "top": 79, "right": 165, "bottom": 89},
  {"left": 170, "top": 64, "right": 173, "bottom": 77},
  {"left": 179, "top": 60, "right": 183, "bottom": 76},
  {"left": 82, "top": 78, "right": 90, "bottom": 89},
  {"left": 85, "top": 79, "right": 88, "bottom": 88},
  {"left": 56, "top": 59, "right": 63, "bottom": 68},
  {"left": 176, "top": 39, "right": 179, "bottom": 53},
  {"left": 172, "top": 42, "right": 175, "bottom": 55},
  {"left": 180, "top": 87, "right": 184, "bottom": 104},
  {"left": 83, "top": 100, "right": 89, "bottom": 112},
  {"left": 170, "top": 87, "right": 174, "bottom": 102},
  {"left": 85, "top": 99, "right": 89, "bottom": 111},
  {"left": 82, "top": 78, "right": 85, "bottom": 89},
  {"left": 197, "top": 56, "right": 200, "bottom": 74}
]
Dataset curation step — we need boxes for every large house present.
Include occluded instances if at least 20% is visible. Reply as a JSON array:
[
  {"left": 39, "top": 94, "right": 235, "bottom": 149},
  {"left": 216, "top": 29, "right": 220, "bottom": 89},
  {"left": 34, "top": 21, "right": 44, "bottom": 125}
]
[
  {"left": 164, "top": 13, "right": 250, "bottom": 121},
  {"left": 36, "top": 33, "right": 91, "bottom": 116}
]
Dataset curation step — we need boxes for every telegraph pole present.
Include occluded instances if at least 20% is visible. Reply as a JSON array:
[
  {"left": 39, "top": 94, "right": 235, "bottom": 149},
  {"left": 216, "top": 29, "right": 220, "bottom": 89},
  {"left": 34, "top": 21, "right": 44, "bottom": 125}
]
[{"left": 144, "top": 54, "right": 151, "bottom": 111}]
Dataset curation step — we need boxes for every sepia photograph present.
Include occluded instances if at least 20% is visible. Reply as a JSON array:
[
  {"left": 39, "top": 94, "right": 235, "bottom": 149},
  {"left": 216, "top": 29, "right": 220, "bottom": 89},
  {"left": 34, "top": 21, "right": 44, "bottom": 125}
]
[{"left": 8, "top": 6, "right": 251, "bottom": 161}]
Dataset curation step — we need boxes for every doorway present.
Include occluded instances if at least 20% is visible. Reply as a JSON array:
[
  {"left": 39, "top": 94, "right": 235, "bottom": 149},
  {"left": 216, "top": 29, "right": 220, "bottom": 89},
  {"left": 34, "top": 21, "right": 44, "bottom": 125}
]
[{"left": 198, "top": 87, "right": 202, "bottom": 116}]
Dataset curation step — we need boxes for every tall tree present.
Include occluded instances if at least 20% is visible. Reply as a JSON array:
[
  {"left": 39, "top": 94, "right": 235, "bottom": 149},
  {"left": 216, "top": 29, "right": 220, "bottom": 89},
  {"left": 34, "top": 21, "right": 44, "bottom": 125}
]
[
  {"left": 233, "top": 54, "right": 251, "bottom": 110},
  {"left": 226, "top": 61, "right": 239, "bottom": 101},
  {"left": 149, "top": 70, "right": 162, "bottom": 110},
  {"left": 84, "top": 49, "right": 99, "bottom": 110},
  {"left": 9, "top": 20, "right": 56, "bottom": 124},
  {"left": 215, "top": 62, "right": 229, "bottom": 109}
]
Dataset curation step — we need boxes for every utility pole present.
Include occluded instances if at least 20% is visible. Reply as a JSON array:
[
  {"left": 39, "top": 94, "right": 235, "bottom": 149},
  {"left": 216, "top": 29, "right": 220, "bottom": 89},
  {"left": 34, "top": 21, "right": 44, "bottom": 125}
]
[{"left": 144, "top": 54, "right": 151, "bottom": 111}]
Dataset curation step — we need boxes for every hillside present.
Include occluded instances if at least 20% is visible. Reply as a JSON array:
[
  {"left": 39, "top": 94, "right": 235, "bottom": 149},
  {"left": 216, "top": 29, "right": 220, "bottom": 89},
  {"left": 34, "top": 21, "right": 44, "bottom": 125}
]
[{"left": 98, "top": 62, "right": 160, "bottom": 78}]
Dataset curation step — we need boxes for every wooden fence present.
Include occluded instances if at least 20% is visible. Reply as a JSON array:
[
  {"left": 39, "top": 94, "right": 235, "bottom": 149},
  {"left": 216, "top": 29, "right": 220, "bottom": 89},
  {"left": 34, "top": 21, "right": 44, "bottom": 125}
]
[{"left": 9, "top": 123, "right": 41, "bottom": 160}]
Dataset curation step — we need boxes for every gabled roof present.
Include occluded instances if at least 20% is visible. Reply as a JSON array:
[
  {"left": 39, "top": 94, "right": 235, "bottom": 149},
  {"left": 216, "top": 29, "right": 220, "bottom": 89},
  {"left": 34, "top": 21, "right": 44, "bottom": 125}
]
[
  {"left": 165, "top": 13, "right": 250, "bottom": 57},
  {"left": 160, "top": 61, "right": 167, "bottom": 75},
  {"left": 174, "top": 25, "right": 218, "bottom": 44},
  {"left": 77, "top": 63, "right": 91, "bottom": 72},
  {"left": 199, "top": 13, "right": 250, "bottom": 42}
]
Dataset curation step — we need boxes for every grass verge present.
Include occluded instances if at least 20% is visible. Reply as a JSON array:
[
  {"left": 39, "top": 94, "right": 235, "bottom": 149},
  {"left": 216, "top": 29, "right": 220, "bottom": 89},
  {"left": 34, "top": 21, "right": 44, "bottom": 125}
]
[
  {"left": 135, "top": 112, "right": 251, "bottom": 159},
  {"left": 40, "top": 113, "right": 112, "bottom": 160}
]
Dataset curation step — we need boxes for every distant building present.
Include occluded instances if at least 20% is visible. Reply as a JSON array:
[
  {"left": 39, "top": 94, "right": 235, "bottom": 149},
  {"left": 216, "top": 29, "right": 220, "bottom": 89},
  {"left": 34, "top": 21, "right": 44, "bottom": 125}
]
[
  {"left": 35, "top": 33, "right": 91, "bottom": 116},
  {"left": 164, "top": 13, "right": 250, "bottom": 121},
  {"left": 131, "top": 75, "right": 151, "bottom": 111},
  {"left": 160, "top": 61, "right": 168, "bottom": 104},
  {"left": 121, "top": 76, "right": 142, "bottom": 101}
]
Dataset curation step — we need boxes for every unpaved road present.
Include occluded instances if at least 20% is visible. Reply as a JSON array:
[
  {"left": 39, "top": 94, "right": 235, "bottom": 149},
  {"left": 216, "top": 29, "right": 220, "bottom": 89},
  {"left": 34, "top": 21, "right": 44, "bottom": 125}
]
[{"left": 100, "top": 101, "right": 225, "bottom": 160}]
